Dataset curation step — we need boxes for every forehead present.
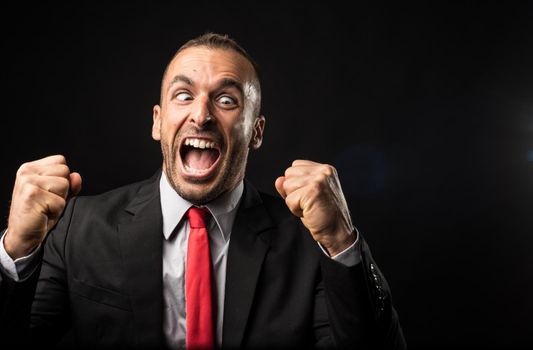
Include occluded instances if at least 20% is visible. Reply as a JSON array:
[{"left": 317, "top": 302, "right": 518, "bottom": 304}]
[{"left": 165, "top": 46, "right": 255, "bottom": 88}]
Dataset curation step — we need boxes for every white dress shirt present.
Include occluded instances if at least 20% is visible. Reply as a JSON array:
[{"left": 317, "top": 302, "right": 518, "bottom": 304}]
[
  {"left": 0, "top": 173, "right": 361, "bottom": 348},
  {"left": 160, "top": 173, "right": 243, "bottom": 348}
]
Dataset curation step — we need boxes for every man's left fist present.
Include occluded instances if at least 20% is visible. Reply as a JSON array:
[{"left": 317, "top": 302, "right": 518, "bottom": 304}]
[{"left": 275, "top": 160, "right": 356, "bottom": 256}]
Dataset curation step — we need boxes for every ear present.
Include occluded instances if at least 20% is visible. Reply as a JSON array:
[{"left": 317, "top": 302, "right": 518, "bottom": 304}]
[
  {"left": 152, "top": 105, "right": 161, "bottom": 141},
  {"left": 249, "top": 115, "right": 266, "bottom": 150}
]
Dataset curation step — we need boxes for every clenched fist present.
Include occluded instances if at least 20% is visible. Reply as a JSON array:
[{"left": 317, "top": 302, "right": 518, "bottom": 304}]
[
  {"left": 275, "top": 160, "right": 356, "bottom": 257},
  {"left": 4, "top": 155, "right": 82, "bottom": 259}
]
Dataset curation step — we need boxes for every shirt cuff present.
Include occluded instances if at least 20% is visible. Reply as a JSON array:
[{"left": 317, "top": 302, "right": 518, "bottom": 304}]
[
  {"left": 0, "top": 229, "right": 41, "bottom": 282},
  {"left": 317, "top": 228, "right": 361, "bottom": 267}
]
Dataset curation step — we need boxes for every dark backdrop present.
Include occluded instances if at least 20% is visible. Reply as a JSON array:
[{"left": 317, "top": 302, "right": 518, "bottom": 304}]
[{"left": 1, "top": 1, "right": 532, "bottom": 348}]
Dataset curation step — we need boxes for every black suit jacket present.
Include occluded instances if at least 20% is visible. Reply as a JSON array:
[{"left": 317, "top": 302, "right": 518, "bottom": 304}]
[{"left": 0, "top": 171, "right": 406, "bottom": 349}]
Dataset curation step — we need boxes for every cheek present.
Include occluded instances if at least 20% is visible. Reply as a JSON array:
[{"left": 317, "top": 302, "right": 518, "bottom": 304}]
[
  {"left": 226, "top": 114, "right": 254, "bottom": 141},
  {"left": 222, "top": 123, "right": 246, "bottom": 151},
  {"left": 239, "top": 117, "right": 253, "bottom": 138},
  {"left": 160, "top": 111, "right": 186, "bottom": 140}
]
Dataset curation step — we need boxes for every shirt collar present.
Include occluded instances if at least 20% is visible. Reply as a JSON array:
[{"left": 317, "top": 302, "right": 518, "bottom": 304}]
[{"left": 159, "top": 171, "right": 243, "bottom": 242}]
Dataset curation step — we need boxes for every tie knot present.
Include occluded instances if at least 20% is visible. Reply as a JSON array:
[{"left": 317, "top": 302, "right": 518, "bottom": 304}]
[{"left": 187, "top": 206, "right": 209, "bottom": 228}]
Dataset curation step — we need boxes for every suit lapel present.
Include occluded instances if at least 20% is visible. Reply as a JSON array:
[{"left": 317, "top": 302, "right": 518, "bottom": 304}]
[
  {"left": 222, "top": 180, "right": 275, "bottom": 348},
  {"left": 118, "top": 173, "right": 164, "bottom": 348},
  {"left": 115, "top": 175, "right": 274, "bottom": 348}
]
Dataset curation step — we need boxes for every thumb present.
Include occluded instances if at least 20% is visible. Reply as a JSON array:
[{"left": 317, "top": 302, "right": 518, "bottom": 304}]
[
  {"left": 275, "top": 176, "right": 287, "bottom": 198},
  {"left": 69, "top": 172, "right": 82, "bottom": 196}
]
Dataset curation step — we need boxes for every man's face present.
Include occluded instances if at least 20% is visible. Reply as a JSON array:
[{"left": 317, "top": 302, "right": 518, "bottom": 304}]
[{"left": 152, "top": 46, "right": 265, "bottom": 204}]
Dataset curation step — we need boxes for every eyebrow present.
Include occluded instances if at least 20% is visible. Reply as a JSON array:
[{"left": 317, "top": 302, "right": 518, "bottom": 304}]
[
  {"left": 168, "top": 74, "right": 193, "bottom": 90},
  {"left": 167, "top": 75, "right": 244, "bottom": 95},
  {"left": 216, "top": 78, "right": 244, "bottom": 95}
]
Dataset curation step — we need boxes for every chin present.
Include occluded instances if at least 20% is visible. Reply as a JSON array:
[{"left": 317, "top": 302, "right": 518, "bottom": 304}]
[{"left": 173, "top": 176, "right": 225, "bottom": 205}]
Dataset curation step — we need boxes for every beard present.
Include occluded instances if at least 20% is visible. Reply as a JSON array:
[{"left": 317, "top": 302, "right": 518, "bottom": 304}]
[{"left": 160, "top": 128, "right": 249, "bottom": 205}]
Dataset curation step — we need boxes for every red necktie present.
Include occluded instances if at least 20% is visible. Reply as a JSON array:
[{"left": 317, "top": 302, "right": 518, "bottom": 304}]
[{"left": 186, "top": 207, "right": 215, "bottom": 349}]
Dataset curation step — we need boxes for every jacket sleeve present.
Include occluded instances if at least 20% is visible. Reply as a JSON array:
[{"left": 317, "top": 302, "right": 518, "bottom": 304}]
[
  {"left": 319, "top": 233, "right": 407, "bottom": 349},
  {"left": 0, "top": 249, "right": 41, "bottom": 344},
  {"left": 0, "top": 197, "right": 78, "bottom": 347}
]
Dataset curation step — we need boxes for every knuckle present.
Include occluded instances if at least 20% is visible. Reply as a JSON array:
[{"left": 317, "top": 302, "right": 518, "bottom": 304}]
[
  {"left": 57, "top": 197, "right": 67, "bottom": 209},
  {"left": 284, "top": 192, "right": 295, "bottom": 204},
  {"left": 16, "top": 172, "right": 31, "bottom": 186},
  {"left": 58, "top": 178, "right": 70, "bottom": 196},
  {"left": 285, "top": 198, "right": 299, "bottom": 213},
  {"left": 17, "top": 162, "right": 31, "bottom": 176},
  {"left": 21, "top": 183, "right": 40, "bottom": 200},
  {"left": 50, "top": 194, "right": 66, "bottom": 208},
  {"left": 58, "top": 177, "right": 70, "bottom": 188},
  {"left": 321, "top": 164, "right": 334, "bottom": 177},
  {"left": 56, "top": 154, "right": 66, "bottom": 163},
  {"left": 60, "top": 164, "right": 71, "bottom": 175},
  {"left": 316, "top": 173, "right": 328, "bottom": 185}
]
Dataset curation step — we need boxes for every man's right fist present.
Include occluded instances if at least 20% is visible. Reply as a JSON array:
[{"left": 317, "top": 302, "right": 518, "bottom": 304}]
[{"left": 4, "top": 155, "right": 82, "bottom": 259}]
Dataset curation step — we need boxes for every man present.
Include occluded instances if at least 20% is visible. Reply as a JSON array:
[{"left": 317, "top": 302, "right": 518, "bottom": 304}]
[{"left": 0, "top": 33, "right": 406, "bottom": 349}]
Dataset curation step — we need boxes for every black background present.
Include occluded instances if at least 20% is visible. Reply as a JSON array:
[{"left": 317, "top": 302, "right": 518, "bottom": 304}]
[{"left": 1, "top": 1, "right": 532, "bottom": 348}]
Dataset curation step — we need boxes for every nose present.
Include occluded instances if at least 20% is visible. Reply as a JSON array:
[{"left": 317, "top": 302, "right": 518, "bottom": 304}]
[{"left": 190, "top": 96, "right": 214, "bottom": 127}]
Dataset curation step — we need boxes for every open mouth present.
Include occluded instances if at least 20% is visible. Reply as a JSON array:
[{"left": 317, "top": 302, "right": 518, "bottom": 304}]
[{"left": 179, "top": 137, "right": 222, "bottom": 179}]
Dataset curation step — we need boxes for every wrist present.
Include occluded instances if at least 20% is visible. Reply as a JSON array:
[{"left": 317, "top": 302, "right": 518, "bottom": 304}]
[
  {"left": 322, "top": 228, "right": 356, "bottom": 257},
  {"left": 3, "top": 229, "right": 40, "bottom": 260}
]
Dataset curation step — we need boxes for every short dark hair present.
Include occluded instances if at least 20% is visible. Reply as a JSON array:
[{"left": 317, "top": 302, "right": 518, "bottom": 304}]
[
  {"left": 178, "top": 33, "right": 261, "bottom": 81},
  {"left": 160, "top": 33, "right": 262, "bottom": 114}
]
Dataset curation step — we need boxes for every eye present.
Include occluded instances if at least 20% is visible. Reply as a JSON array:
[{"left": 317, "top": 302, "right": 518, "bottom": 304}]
[
  {"left": 217, "top": 95, "right": 236, "bottom": 106},
  {"left": 175, "top": 92, "right": 193, "bottom": 101}
]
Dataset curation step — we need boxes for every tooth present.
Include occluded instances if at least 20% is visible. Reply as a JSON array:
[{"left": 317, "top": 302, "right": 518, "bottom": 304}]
[
  {"left": 207, "top": 142, "right": 213, "bottom": 149},
  {"left": 193, "top": 139, "right": 199, "bottom": 148},
  {"left": 199, "top": 140, "right": 206, "bottom": 149}
]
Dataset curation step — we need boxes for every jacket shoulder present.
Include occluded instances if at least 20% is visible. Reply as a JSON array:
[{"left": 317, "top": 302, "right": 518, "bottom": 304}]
[
  {"left": 81, "top": 175, "right": 156, "bottom": 201},
  {"left": 256, "top": 190, "right": 293, "bottom": 221},
  {"left": 68, "top": 171, "right": 160, "bottom": 222}
]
